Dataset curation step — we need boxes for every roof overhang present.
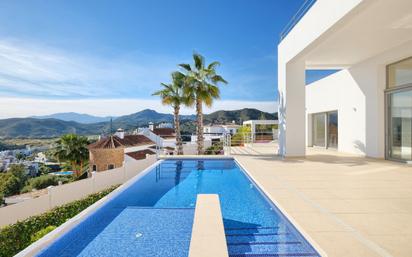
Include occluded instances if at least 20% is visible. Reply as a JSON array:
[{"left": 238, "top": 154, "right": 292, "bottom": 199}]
[{"left": 304, "top": 0, "right": 412, "bottom": 69}]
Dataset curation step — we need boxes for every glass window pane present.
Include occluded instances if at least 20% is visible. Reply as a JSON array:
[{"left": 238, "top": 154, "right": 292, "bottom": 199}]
[
  {"left": 388, "top": 57, "right": 412, "bottom": 88},
  {"left": 388, "top": 89, "right": 412, "bottom": 161},
  {"left": 313, "top": 113, "right": 325, "bottom": 147},
  {"left": 327, "top": 112, "right": 338, "bottom": 148}
]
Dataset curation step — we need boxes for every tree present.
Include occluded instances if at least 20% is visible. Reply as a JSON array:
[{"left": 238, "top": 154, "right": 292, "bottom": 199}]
[
  {"left": 179, "top": 53, "right": 227, "bottom": 154},
  {"left": 15, "top": 152, "right": 25, "bottom": 161},
  {"left": 8, "top": 164, "right": 27, "bottom": 189},
  {"left": 53, "top": 134, "right": 89, "bottom": 176},
  {"left": 153, "top": 72, "right": 192, "bottom": 155},
  {"left": 0, "top": 173, "right": 21, "bottom": 196},
  {"left": 38, "top": 163, "right": 51, "bottom": 175}
]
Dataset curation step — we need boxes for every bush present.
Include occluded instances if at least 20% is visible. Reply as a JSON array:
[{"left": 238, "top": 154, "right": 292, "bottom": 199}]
[
  {"left": 0, "top": 193, "right": 4, "bottom": 206},
  {"left": 0, "top": 173, "right": 21, "bottom": 197},
  {"left": 205, "top": 142, "right": 224, "bottom": 155},
  {"left": 0, "top": 185, "right": 119, "bottom": 257},
  {"left": 30, "top": 226, "right": 56, "bottom": 243},
  {"left": 26, "top": 175, "right": 58, "bottom": 190},
  {"left": 8, "top": 164, "right": 27, "bottom": 187}
]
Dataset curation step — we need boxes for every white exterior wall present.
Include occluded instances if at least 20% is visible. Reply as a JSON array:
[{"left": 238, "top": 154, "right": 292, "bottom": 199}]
[
  {"left": 0, "top": 155, "right": 157, "bottom": 227},
  {"left": 306, "top": 41, "right": 412, "bottom": 157}
]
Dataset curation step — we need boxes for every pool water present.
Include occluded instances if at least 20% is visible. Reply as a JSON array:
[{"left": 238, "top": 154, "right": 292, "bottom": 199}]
[{"left": 37, "top": 159, "right": 320, "bottom": 257}]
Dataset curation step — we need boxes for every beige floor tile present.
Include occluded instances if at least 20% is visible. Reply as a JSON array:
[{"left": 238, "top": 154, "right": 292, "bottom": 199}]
[
  {"left": 310, "top": 232, "right": 382, "bottom": 257},
  {"left": 368, "top": 235, "right": 412, "bottom": 257},
  {"left": 234, "top": 144, "right": 412, "bottom": 256}
]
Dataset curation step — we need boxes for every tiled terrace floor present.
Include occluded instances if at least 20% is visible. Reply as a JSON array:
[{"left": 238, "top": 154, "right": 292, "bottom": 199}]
[{"left": 233, "top": 144, "right": 412, "bottom": 257}]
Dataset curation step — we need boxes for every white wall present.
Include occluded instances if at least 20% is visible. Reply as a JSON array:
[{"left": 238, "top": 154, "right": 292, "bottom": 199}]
[
  {"left": 0, "top": 155, "right": 157, "bottom": 227},
  {"left": 306, "top": 41, "right": 412, "bottom": 157}
]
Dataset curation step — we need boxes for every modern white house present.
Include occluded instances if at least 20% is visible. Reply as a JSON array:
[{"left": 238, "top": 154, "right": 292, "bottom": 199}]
[
  {"left": 278, "top": 0, "right": 412, "bottom": 162},
  {"left": 243, "top": 120, "right": 278, "bottom": 141},
  {"left": 191, "top": 124, "right": 240, "bottom": 143}
]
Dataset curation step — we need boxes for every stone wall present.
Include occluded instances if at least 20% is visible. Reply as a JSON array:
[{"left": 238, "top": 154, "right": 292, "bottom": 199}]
[{"left": 89, "top": 148, "right": 124, "bottom": 172}]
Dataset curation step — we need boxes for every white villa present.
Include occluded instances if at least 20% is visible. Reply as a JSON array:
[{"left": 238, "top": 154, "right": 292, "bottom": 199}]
[
  {"left": 191, "top": 123, "right": 240, "bottom": 143},
  {"left": 278, "top": 0, "right": 412, "bottom": 162},
  {"left": 7, "top": 2, "right": 412, "bottom": 257}
]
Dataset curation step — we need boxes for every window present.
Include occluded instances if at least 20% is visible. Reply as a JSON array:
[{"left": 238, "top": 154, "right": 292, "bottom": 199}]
[
  {"left": 92, "top": 165, "right": 97, "bottom": 172},
  {"left": 387, "top": 57, "right": 412, "bottom": 88},
  {"left": 386, "top": 57, "right": 412, "bottom": 162},
  {"left": 312, "top": 111, "right": 338, "bottom": 149},
  {"left": 108, "top": 164, "right": 115, "bottom": 170}
]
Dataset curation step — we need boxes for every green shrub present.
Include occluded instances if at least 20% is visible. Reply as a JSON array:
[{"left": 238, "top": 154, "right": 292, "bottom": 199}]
[
  {"left": 30, "top": 225, "right": 56, "bottom": 243},
  {"left": 0, "top": 185, "right": 119, "bottom": 257},
  {"left": 8, "top": 164, "right": 27, "bottom": 188},
  {"left": 20, "top": 185, "right": 33, "bottom": 194},
  {"left": 0, "top": 193, "right": 4, "bottom": 206},
  {"left": 26, "top": 175, "right": 58, "bottom": 190},
  {"left": 0, "top": 173, "right": 21, "bottom": 197}
]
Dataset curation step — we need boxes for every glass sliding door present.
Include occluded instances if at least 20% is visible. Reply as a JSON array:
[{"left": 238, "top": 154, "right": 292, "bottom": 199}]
[
  {"left": 386, "top": 57, "right": 412, "bottom": 162},
  {"left": 327, "top": 112, "right": 338, "bottom": 148},
  {"left": 312, "top": 111, "right": 338, "bottom": 149},
  {"left": 387, "top": 89, "right": 412, "bottom": 161},
  {"left": 313, "top": 113, "right": 326, "bottom": 147}
]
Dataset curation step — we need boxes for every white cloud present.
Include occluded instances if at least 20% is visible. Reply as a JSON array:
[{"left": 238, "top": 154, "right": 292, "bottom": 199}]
[
  {"left": 0, "top": 39, "right": 279, "bottom": 119},
  {"left": 0, "top": 39, "right": 177, "bottom": 98},
  {"left": 0, "top": 97, "right": 278, "bottom": 119}
]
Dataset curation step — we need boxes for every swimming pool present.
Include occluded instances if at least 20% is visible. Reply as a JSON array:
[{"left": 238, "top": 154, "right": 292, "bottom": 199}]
[
  {"left": 50, "top": 171, "right": 74, "bottom": 176},
  {"left": 35, "top": 159, "right": 321, "bottom": 257}
]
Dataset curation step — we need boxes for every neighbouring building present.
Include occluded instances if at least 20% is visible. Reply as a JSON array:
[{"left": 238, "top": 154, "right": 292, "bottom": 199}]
[
  {"left": 278, "top": 0, "right": 412, "bottom": 162},
  {"left": 88, "top": 130, "right": 155, "bottom": 172},
  {"left": 243, "top": 120, "right": 278, "bottom": 142},
  {"left": 191, "top": 124, "right": 241, "bottom": 143}
]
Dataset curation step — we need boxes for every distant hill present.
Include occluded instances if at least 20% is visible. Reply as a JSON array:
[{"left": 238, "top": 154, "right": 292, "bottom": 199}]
[
  {"left": 0, "top": 118, "right": 104, "bottom": 138},
  {"left": 204, "top": 108, "right": 277, "bottom": 124},
  {"left": 32, "top": 112, "right": 114, "bottom": 124},
  {"left": 0, "top": 108, "right": 277, "bottom": 138}
]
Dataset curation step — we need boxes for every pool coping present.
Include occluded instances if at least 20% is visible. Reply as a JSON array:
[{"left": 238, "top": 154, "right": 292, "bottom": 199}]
[
  {"left": 16, "top": 159, "right": 164, "bottom": 257},
  {"left": 189, "top": 194, "right": 228, "bottom": 257},
  {"left": 234, "top": 157, "right": 328, "bottom": 257}
]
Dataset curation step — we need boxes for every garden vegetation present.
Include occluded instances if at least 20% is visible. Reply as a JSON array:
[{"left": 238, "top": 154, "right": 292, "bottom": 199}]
[{"left": 0, "top": 185, "right": 118, "bottom": 257}]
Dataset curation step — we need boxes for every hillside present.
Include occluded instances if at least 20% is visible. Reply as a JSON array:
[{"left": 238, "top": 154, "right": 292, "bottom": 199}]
[
  {"left": 32, "top": 112, "right": 113, "bottom": 124},
  {"left": 204, "top": 108, "right": 277, "bottom": 124},
  {"left": 0, "top": 118, "right": 104, "bottom": 138},
  {"left": 0, "top": 108, "right": 277, "bottom": 138}
]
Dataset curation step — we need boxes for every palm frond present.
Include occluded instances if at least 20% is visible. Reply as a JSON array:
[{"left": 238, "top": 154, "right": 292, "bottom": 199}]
[
  {"left": 211, "top": 75, "right": 228, "bottom": 84},
  {"left": 179, "top": 63, "right": 192, "bottom": 71},
  {"left": 193, "top": 53, "right": 204, "bottom": 70},
  {"left": 207, "top": 61, "right": 220, "bottom": 70}
]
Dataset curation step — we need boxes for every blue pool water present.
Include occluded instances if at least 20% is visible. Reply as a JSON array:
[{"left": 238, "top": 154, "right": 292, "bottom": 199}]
[
  {"left": 37, "top": 159, "right": 320, "bottom": 257},
  {"left": 50, "top": 171, "right": 74, "bottom": 176}
]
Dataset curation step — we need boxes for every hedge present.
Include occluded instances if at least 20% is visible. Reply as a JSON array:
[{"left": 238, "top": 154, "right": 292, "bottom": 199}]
[{"left": 0, "top": 185, "right": 119, "bottom": 257}]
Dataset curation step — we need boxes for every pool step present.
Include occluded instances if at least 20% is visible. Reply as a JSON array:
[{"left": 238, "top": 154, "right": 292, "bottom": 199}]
[{"left": 225, "top": 227, "right": 318, "bottom": 257}]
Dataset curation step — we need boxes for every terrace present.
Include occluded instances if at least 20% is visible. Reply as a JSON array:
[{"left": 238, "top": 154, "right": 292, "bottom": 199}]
[{"left": 233, "top": 143, "right": 412, "bottom": 256}]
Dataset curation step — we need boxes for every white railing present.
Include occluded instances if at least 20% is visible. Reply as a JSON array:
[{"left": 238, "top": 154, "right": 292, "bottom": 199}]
[
  {"left": 0, "top": 155, "right": 157, "bottom": 227},
  {"left": 154, "top": 131, "right": 278, "bottom": 156}
]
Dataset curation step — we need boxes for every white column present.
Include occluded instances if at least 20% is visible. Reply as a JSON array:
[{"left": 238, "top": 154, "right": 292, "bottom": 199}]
[{"left": 278, "top": 57, "right": 306, "bottom": 157}]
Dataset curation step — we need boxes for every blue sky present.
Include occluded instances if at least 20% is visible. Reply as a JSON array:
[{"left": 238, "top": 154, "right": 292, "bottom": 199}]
[{"left": 0, "top": 0, "right": 317, "bottom": 118}]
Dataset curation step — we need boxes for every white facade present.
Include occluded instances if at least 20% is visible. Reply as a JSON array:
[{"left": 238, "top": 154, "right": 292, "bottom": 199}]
[
  {"left": 278, "top": 0, "right": 412, "bottom": 160},
  {"left": 191, "top": 124, "right": 240, "bottom": 143}
]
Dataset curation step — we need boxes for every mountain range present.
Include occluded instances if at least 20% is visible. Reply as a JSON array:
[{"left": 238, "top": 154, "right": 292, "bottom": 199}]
[
  {"left": 0, "top": 108, "right": 277, "bottom": 138},
  {"left": 32, "top": 112, "right": 114, "bottom": 124}
]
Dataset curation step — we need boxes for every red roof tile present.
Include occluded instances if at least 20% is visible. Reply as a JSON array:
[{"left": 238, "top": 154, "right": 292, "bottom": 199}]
[
  {"left": 152, "top": 128, "right": 175, "bottom": 138},
  {"left": 88, "top": 135, "right": 154, "bottom": 149},
  {"left": 126, "top": 149, "right": 156, "bottom": 160}
]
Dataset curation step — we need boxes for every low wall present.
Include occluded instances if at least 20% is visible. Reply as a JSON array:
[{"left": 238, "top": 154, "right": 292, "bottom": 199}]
[{"left": 0, "top": 155, "right": 157, "bottom": 227}]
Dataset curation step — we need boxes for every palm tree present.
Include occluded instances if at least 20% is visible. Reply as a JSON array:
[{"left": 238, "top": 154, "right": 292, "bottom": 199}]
[
  {"left": 153, "top": 72, "right": 191, "bottom": 155},
  {"left": 53, "top": 134, "right": 89, "bottom": 176},
  {"left": 179, "top": 53, "right": 227, "bottom": 154}
]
